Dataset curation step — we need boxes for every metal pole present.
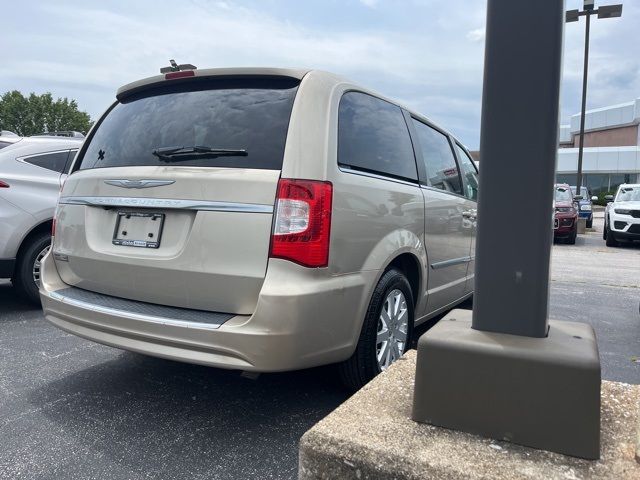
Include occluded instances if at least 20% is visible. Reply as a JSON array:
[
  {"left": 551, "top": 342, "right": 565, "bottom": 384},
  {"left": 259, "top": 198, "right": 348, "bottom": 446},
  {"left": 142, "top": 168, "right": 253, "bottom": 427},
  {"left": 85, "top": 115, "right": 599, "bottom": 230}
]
[
  {"left": 576, "top": 12, "right": 591, "bottom": 195},
  {"left": 471, "top": 0, "right": 565, "bottom": 338}
]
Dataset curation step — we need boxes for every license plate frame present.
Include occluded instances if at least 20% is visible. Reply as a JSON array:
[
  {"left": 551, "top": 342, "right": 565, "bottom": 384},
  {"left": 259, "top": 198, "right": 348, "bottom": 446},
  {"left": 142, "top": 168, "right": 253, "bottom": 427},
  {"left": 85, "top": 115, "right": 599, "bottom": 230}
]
[{"left": 112, "top": 211, "right": 165, "bottom": 248}]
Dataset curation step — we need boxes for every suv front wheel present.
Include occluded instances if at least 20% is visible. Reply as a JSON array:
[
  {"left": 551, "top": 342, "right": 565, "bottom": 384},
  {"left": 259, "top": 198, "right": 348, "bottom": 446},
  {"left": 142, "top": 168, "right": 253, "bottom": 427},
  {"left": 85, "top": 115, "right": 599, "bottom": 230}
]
[{"left": 338, "top": 268, "right": 414, "bottom": 391}]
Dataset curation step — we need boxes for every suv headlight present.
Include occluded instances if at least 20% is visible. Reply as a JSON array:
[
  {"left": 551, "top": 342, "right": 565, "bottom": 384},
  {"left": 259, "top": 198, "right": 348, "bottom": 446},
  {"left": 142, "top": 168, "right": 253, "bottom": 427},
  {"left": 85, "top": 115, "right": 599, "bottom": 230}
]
[
  {"left": 614, "top": 208, "right": 631, "bottom": 214},
  {"left": 580, "top": 204, "right": 592, "bottom": 211}
]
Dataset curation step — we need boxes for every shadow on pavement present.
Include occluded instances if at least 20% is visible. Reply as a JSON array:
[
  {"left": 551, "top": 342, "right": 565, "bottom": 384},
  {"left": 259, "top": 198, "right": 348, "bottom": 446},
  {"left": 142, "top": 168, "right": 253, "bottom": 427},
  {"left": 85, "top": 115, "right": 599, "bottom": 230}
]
[
  {"left": 0, "top": 280, "right": 40, "bottom": 315},
  {"left": 26, "top": 350, "right": 350, "bottom": 479}
]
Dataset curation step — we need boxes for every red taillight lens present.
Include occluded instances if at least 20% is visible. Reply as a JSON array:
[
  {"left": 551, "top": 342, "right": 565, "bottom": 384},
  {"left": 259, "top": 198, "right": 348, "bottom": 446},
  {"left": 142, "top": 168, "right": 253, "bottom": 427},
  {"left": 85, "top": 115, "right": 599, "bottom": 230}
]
[
  {"left": 0, "top": 180, "right": 9, "bottom": 188},
  {"left": 165, "top": 70, "right": 195, "bottom": 80},
  {"left": 269, "top": 179, "right": 333, "bottom": 268}
]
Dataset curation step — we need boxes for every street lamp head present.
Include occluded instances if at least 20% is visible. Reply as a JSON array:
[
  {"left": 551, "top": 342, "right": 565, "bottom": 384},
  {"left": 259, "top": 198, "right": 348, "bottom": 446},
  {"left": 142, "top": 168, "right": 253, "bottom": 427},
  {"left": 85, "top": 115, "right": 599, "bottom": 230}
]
[
  {"left": 598, "top": 4, "right": 623, "bottom": 18},
  {"left": 584, "top": 0, "right": 595, "bottom": 11},
  {"left": 566, "top": 9, "right": 580, "bottom": 22}
]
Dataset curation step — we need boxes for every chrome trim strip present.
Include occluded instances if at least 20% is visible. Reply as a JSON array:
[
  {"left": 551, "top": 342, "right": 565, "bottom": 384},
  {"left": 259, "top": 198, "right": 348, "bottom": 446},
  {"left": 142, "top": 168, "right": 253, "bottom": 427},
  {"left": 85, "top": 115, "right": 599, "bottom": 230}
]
[
  {"left": 58, "top": 196, "right": 273, "bottom": 214},
  {"left": 338, "top": 166, "right": 420, "bottom": 188},
  {"left": 430, "top": 256, "right": 472, "bottom": 270},
  {"left": 47, "top": 290, "right": 225, "bottom": 330}
]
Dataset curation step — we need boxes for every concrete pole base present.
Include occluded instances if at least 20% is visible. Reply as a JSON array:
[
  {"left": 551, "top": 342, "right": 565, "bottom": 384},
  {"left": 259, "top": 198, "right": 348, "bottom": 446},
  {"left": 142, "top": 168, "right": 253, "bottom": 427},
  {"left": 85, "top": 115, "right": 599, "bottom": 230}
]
[
  {"left": 412, "top": 309, "right": 601, "bottom": 459},
  {"left": 577, "top": 217, "right": 587, "bottom": 234}
]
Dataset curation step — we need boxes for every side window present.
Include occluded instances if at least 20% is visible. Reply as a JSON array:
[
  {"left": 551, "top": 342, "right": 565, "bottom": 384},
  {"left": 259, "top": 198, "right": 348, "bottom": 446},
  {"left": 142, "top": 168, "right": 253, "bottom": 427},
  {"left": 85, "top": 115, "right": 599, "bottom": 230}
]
[
  {"left": 455, "top": 143, "right": 479, "bottom": 201},
  {"left": 64, "top": 149, "right": 78, "bottom": 173},
  {"left": 23, "top": 151, "right": 70, "bottom": 173},
  {"left": 338, "top": 92, "right": 418, "bottom": 182},
  {"left": 411, "top": 119, "right": 462, "bottom": 195}
]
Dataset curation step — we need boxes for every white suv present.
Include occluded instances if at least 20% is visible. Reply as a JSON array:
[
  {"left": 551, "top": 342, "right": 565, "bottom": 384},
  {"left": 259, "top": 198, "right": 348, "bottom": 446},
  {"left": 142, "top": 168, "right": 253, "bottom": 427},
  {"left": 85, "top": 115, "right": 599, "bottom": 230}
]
[
  {"left": 603, "top": 183, "right": 640, "bottom": 247},
  {"left": 0, "top": 136, "right": 82, "bottom": 302}
]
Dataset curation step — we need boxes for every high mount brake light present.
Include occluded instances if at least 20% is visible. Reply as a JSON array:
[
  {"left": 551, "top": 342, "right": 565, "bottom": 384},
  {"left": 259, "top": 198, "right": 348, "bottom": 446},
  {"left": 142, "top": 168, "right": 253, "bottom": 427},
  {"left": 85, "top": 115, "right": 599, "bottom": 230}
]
[
  {"left": 269, "top": 179, "right": 333, "bottom": 268},
  {"left": 165, "top": 70, "right": 195, "bottom": 80}
]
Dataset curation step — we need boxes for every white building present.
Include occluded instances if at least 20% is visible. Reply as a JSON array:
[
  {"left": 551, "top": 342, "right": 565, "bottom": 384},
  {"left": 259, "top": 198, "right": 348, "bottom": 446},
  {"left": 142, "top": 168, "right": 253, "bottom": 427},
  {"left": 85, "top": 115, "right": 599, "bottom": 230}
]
[{"left": 556, "top": 98, "right": 640, "bottom": 194}]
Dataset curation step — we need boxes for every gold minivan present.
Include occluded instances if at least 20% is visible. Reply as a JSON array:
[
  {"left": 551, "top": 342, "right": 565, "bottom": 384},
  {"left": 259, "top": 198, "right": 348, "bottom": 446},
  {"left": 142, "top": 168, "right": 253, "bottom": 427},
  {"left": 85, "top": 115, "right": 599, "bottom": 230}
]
[{"left": 40, "top": 68, "right": 478, "bottom": 389}]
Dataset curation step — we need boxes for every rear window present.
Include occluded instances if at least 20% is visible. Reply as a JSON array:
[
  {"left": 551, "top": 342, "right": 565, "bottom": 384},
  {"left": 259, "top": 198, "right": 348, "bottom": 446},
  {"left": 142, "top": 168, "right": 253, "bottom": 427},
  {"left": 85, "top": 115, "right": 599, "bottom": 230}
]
[{"left": 77, "top": 77, "right": 299, "bottom": 170}]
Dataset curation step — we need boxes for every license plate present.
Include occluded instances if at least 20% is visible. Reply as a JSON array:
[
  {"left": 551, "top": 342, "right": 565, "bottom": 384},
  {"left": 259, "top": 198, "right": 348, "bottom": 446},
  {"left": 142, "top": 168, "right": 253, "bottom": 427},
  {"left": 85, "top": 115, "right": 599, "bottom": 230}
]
[{"left": 112, "top": 211, "right": 165, "bottom": 248}]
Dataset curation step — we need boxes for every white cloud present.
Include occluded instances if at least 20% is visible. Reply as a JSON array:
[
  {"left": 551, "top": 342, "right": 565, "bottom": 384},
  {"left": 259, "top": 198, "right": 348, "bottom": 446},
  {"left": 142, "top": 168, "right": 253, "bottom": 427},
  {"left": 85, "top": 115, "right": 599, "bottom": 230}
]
[
  {"left": 359, "top": 0, "right": 379, "bottom": 8},
  {"left": 466, "top": 28, "right": 485, "bottom": 43}
]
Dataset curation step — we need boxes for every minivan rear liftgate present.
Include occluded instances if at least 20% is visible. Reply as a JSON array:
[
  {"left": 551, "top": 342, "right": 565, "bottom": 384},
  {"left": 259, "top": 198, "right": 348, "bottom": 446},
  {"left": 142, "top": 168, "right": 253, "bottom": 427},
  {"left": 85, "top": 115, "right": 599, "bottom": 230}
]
[{"left": 51, "top": 76, "right": 300, "bottom": 315}]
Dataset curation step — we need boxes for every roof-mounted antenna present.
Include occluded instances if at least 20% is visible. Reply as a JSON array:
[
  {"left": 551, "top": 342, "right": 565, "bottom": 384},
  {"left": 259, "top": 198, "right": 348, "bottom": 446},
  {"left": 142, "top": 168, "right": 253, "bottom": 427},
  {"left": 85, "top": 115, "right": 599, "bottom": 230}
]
[{"left": 160, "top": 60, "right": 197, "bottom": 74}]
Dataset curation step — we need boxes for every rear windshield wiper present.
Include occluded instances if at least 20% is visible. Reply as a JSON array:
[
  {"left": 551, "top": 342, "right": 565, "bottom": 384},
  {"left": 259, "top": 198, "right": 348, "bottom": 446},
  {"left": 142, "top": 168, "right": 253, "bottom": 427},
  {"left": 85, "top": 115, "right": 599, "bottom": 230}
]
[{"left": 152, "top": 145, "right": 248, "bottom": 162}]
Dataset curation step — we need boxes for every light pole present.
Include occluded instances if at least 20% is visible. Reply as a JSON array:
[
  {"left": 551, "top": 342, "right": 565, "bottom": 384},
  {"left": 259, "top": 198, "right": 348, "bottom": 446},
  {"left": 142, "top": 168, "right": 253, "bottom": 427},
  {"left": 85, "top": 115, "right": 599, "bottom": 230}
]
[{"left": 566, "top": 1, "right": 622, "bottom": 197}]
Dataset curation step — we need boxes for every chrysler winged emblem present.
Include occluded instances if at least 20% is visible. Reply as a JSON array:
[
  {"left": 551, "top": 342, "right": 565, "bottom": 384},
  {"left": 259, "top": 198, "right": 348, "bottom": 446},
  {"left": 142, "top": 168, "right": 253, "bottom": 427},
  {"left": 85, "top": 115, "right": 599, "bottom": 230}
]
[{"left": 104, "top": 179, "right": 175, "bottom": 189}]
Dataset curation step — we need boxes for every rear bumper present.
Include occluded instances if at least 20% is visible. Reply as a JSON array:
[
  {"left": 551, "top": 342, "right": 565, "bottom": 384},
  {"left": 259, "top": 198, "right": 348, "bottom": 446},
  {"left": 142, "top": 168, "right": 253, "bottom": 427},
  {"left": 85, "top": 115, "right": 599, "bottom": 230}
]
[
  {"left": 40, "top": 251, "right": 375, "bottom": 372},
  {"left": 0, "top": 258, "right": 15, "bottom": 278}
]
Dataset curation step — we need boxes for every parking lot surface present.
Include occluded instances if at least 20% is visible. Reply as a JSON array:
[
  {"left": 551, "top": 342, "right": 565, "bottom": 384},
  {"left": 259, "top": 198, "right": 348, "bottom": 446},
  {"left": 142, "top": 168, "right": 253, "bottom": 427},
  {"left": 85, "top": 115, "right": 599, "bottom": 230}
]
[{"left": 1, "top": 210, "right": 638, "bottom": 479}]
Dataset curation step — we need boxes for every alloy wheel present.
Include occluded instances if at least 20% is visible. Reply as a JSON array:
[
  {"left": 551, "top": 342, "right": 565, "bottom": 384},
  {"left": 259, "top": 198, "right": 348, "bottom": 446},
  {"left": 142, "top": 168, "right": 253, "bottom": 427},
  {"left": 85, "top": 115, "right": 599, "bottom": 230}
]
[
  {"left": 376, "top": 289, "right": 408, "bottom": 370},
  {"left": 32, "top": 245, "right": 50, "bottom": 286}
]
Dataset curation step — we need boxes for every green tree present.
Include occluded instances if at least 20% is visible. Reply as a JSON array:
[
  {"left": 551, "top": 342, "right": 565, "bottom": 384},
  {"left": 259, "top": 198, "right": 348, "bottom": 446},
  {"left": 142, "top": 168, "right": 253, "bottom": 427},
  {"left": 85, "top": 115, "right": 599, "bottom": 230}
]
[{"left": 0, "top": 91, "right": 92, "bottom": 136}]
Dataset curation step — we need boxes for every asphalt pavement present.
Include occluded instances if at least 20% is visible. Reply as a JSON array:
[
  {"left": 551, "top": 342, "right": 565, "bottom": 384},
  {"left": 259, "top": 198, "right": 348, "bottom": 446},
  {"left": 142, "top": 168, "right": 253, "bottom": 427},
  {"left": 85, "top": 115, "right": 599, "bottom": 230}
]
[{"left": 1, "top": 210, "right": 638, "bottom": 479}]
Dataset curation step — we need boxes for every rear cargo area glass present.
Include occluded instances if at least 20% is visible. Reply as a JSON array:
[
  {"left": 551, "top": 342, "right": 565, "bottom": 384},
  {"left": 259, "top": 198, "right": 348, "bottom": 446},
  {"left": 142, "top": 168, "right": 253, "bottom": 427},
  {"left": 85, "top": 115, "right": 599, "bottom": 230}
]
[{"left": 78, "top": 77, "right": 299, "bottom": 170}]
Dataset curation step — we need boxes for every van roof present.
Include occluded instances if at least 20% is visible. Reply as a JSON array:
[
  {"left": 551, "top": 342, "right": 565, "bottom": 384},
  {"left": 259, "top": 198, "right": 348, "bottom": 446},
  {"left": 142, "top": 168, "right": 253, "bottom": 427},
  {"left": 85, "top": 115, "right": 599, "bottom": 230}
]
[{"left": 117, "top": 67, "right": 313, "bottom": 100}]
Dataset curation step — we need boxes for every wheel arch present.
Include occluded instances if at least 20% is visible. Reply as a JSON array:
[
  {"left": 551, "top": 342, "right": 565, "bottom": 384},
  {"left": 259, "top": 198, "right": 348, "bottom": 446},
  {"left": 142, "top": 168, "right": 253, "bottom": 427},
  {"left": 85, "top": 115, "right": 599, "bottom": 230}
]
[{"left": 15, "top": 219, "right": 53, "bottom": 269}]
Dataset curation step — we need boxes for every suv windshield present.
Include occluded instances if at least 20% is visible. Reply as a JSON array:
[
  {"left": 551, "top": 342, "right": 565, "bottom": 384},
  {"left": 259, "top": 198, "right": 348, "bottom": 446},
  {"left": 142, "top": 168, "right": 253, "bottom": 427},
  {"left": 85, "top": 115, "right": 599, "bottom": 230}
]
[
  {"left": 569, "top": 186, "right": 589, "bottom": 198},
  {"left": 554, "top": 187, "right": 572, "bottom": 202},
  {"left": 77, "top": 77, "right": 299, "bottom": 170},
  {"left": 616, "top": 186, "right": 640, "bottom": 202}
]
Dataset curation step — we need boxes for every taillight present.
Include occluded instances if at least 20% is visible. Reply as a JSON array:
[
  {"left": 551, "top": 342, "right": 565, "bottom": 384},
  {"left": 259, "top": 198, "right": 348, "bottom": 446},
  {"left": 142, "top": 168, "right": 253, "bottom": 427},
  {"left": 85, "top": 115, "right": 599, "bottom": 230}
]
[
  {"left": 0, "top": 180, "right": 9, "bottom": 188},
  {"left": 269, "top": 179, "right": 333, "bottom": 268},
  {"left": 165, "top": 70, "right": 195, "bottom": 80}
]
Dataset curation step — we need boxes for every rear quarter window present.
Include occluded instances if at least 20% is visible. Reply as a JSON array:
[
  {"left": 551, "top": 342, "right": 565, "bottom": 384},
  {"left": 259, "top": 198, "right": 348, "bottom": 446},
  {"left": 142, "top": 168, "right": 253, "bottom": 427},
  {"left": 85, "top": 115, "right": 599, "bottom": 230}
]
[
  {"left": 338, "top": 91, "right": 418, "bottom": 182},
  {"left": 77, "top": 77, "right": 299, "bottom": 171},
  {"left": 22, "top": 150, "right": 70, "bottom": 173}
]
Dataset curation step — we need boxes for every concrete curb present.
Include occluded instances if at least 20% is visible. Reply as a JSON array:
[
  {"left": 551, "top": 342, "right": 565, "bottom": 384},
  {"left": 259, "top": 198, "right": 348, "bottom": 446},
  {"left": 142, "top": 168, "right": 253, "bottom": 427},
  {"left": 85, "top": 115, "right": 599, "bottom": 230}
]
[{"left": 299, "top": 351, "right": 640, "bottom": 480}]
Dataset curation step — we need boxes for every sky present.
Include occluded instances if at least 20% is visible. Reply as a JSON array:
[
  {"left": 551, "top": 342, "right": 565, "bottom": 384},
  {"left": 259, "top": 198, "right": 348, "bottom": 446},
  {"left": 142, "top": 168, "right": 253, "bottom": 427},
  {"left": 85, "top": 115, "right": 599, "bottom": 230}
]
[{"left": 3, "top": 0, "right": 639, "bottom": 149}]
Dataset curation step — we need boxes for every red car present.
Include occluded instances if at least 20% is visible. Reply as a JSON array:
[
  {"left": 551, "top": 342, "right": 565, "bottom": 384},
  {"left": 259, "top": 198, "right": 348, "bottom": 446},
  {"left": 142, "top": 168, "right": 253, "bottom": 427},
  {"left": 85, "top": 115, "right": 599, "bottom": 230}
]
[{"left": 554, "top": 184, "right": 578, "bottom": 244}]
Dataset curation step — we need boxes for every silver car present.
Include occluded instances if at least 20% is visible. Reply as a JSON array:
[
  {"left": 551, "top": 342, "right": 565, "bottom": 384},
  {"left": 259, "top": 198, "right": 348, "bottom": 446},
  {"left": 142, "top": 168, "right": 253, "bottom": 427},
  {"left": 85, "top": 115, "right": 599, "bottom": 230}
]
[
  {"left": 40, "top": 68, "right": 478, "bottom": 389},
  {"left": 0, "top": 136, "right": 82, "bottom": 302}
]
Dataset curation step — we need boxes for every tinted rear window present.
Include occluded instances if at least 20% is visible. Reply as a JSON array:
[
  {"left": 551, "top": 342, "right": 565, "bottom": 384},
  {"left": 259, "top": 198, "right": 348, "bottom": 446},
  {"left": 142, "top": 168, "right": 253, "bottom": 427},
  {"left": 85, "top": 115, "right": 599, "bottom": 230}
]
[{"left": 77, "top": 77, "right": 299, "bottom": 170}]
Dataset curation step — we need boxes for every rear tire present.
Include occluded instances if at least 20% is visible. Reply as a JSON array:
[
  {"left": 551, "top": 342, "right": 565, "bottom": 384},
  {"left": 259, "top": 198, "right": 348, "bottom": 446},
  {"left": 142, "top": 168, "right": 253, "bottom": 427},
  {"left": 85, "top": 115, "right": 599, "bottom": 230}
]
[
  {"left": 338, "top": 268, "right": 414, "bottom": 391},
  {"left": 13, "top": 231, "right": 51, "bottom": 305}
]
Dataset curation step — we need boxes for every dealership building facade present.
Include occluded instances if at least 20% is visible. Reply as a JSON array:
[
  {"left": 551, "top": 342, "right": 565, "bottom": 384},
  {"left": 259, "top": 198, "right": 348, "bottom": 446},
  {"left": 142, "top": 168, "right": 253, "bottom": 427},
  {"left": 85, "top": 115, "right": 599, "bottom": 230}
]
[{"left": 556, "top": 98, "right": 640, "bottom": 194}]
